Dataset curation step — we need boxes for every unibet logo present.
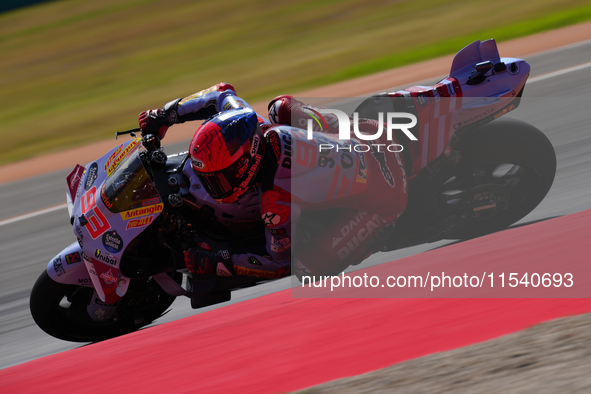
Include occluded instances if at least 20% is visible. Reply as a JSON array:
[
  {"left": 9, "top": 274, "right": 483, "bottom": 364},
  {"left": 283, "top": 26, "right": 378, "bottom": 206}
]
[{"left": 94, "top": 249, "right": 118, "bottom": 266}]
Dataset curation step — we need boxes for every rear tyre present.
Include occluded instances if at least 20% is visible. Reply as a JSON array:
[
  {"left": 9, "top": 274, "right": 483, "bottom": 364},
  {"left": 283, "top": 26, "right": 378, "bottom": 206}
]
[{"left": 443, "top": 118, "right": 556, "bottom": 239}]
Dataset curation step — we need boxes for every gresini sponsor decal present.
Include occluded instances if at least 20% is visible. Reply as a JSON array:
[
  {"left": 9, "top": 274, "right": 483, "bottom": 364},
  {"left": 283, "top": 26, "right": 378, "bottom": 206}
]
[
  {"left": 126, "top": 215, "right": 154, "bottom": 230},
  {"left": 142, "top": 197, "right": 160, "bottom": 206},
  {"left": 85, "top": 163, "right": 98, "bottom": 191},
  {"left": 65, "top": 252, "right": 82, "bottom": 265},
  {"left": 102, "top": 230, "right": 123, "bottom": 253},
  {"left": 52, "top": 256, "right": 65, "bottom": 276},
  {"left": 120, "top": 203, "right": 163, "bottom": 220},
  {"left": 67, "top": 164, "right": 85, "bottom": 201},
  {"left": 104, "top": 145, "right": 123, "bottom": 171},
  {"left": 234, "top": 266, "right": 280, "bottom": 279},
  {"left": 100, "top": 269, "right": 118, "bottom": 284},
  {"left": 494, "top": 104, "right": 515, "bottom": 119},
  {"left": 105, "top": 138, "right": 142, "bottom": 176}
]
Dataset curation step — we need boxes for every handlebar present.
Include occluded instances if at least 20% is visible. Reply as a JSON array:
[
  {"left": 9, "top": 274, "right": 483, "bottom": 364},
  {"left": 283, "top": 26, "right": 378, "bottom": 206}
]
[{"left": 115, "top": 127, "right": 141, "bottom": 139}]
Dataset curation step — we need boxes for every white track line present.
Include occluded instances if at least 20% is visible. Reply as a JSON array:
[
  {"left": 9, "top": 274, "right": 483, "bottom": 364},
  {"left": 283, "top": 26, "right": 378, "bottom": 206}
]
[
  {"left": 6, "top": 47, "right": 591, "bottom": 226},
  {"left": 527, "top": 60, "right": 591, "bottom": 83},
  {"left": 0, "top": 203, "right": 67, "bottom": 227}
]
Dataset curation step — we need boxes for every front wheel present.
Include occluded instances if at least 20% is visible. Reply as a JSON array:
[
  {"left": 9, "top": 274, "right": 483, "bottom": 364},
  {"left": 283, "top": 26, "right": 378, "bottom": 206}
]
[
  {"left": 441, "top": 118, "right": 556, "bottom": 239},
  {"left": 30, "top": 270, "right": 180, "bottom": 342}
]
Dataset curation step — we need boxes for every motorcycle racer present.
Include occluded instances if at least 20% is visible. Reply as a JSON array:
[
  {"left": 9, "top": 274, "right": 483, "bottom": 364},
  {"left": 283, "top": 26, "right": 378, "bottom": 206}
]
[{"left": 138, "top": 83, "right": 408, "bottom": 279}]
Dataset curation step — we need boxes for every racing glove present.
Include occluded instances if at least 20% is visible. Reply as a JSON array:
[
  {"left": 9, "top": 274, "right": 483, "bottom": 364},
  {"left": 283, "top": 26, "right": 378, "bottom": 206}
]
[
  {"left": 183, "top": 247, "right": 235, "bottom": 277},
  {"left": 138, "top": 98, "right": 182, "bottom": 139}
]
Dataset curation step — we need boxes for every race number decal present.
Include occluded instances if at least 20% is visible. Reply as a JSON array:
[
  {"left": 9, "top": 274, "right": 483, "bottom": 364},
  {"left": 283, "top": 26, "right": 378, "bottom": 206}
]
[{"left": 81, "top": 186, "right": 111, "bottom": 239}]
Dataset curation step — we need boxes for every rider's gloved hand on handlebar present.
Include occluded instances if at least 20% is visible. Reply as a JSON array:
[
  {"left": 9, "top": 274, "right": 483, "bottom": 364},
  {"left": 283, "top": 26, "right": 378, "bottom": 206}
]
[
  {"left": 138, "top": 98, "right": 182, "bottom": 140},
  {"left": 138, "top": 109, "right": 171, "bottom": 139}
]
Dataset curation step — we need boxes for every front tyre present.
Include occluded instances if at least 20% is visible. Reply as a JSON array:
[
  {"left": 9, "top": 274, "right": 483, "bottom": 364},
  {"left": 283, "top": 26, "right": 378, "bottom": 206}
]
[{"left": 30, "top": 270, "right": 179, "bottom": 342}]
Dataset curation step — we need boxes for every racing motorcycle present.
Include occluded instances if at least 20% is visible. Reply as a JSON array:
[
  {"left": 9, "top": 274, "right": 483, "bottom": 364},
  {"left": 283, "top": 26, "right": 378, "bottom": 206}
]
[{"left": 30, "top": 39, "right": 556, "bottom": 342}]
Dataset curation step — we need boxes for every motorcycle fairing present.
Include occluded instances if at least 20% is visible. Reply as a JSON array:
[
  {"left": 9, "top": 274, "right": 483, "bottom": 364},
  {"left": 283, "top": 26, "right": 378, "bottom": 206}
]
[
  {"left": 385, "top": 39, "right": 530, "bottom": 180},
  {"left": 450, "top": 39, "right": 500, "bottom": 76},
  {"left": 46, "top": 242, "right": 93, "bottom": 287},
  {"left": 66, "top": 138, "right": 162, "bottom": 303},
  {"left": 46, "top": 241, "right": 132, "bottom": 302},
  {"left": 66, "top": 165, "right": 85, "bottom": 218}
]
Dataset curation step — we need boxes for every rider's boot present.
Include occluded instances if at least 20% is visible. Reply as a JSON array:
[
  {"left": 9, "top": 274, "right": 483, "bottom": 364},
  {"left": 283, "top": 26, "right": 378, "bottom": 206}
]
[{"left": 184, "top": 247, "right": 235, "bottom": 277}]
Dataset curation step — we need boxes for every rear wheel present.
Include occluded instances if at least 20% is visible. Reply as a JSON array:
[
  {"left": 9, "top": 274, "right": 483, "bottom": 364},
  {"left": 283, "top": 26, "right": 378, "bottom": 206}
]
[
  {"left": 30, "top": 270, "right": 179, "bottom": 342},
  {"left": 442, "top": 118, "right": 556, "bottom": 239}
]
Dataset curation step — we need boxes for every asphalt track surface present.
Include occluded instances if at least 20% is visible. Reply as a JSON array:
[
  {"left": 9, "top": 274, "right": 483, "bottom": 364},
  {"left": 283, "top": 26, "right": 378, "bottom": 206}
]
[{"left": 1, "top": 40, "right": 591, "bottom": 372}]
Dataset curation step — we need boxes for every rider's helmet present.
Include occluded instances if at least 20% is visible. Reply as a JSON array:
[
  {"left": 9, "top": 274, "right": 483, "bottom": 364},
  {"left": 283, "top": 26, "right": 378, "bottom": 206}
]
[{"left": 189, "top": 108, "right": 265, "bottom": 203}]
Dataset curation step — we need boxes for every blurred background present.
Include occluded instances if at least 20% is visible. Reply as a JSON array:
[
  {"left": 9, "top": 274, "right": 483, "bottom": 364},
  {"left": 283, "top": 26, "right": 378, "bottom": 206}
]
[{"left": 1, "top": 0, "right": 591, "bottom": 165}]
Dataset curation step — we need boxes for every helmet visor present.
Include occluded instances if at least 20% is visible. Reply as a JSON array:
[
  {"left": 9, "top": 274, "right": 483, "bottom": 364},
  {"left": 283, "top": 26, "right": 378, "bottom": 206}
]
[{"left": 194, "top": 152, "right": 253, "bottom": 200}]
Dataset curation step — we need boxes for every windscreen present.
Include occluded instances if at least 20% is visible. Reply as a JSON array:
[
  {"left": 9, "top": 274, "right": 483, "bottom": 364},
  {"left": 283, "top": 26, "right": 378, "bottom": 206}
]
[{"left": 101, "top": 151, "right": 160, "bottom": 213}]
